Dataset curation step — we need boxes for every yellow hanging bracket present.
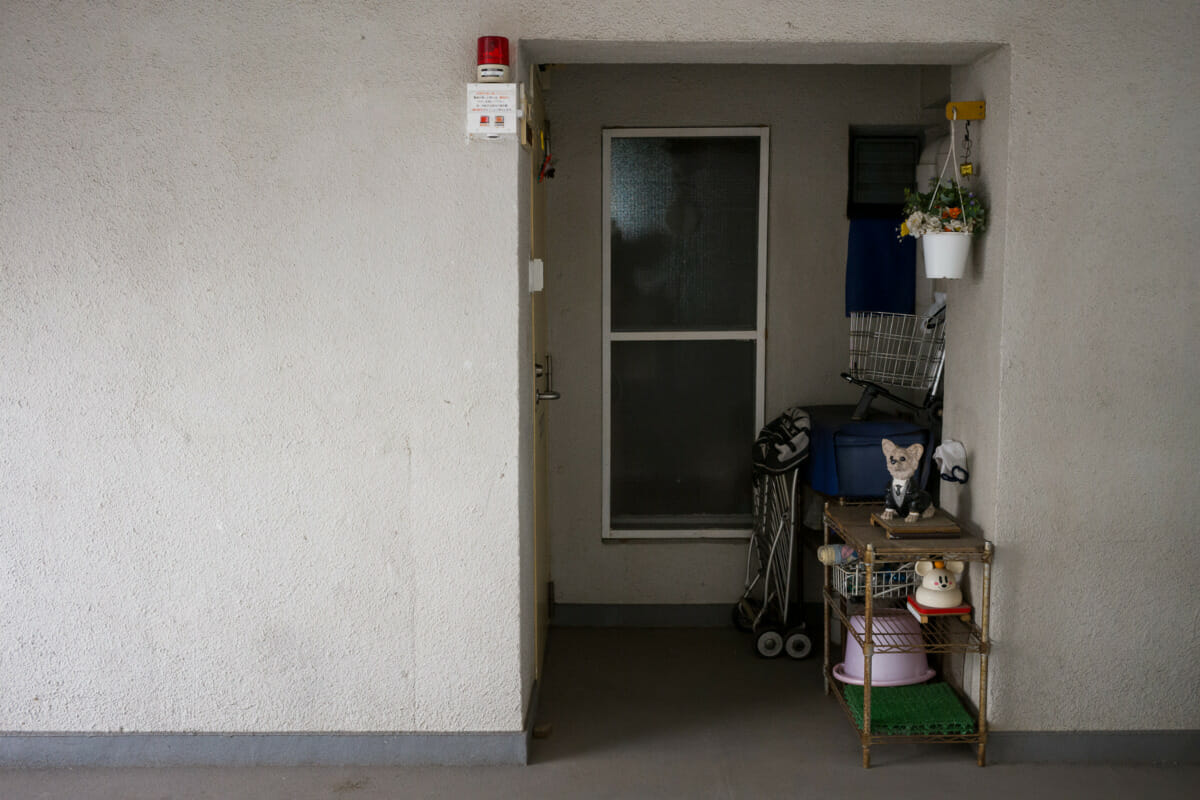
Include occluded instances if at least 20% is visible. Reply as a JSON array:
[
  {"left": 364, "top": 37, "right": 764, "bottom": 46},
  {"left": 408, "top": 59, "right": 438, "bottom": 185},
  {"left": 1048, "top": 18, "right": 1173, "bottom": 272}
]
[{"left": 946, "top": 101, "right": 986, "bottom": 120}]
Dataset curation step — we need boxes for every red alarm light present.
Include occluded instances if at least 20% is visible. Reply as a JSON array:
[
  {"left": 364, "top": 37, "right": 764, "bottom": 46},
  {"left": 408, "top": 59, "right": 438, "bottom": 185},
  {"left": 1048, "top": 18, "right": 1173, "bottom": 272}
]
[{"left": 476, "top": 36, "right": 510, "bottom": 82}]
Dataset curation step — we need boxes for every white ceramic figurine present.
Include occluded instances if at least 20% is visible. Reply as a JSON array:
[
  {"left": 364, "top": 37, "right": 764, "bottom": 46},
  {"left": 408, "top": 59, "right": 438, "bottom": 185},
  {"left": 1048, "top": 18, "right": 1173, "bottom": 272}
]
[{"left": 914, "top": 559, "right": 965, "bottom": 608}]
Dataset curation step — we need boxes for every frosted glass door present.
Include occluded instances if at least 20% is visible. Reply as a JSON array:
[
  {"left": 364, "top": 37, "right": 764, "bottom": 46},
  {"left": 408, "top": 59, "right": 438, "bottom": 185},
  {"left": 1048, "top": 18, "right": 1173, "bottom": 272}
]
[{"left": 603, "top": 129, "right": 767, "bottom": 538}]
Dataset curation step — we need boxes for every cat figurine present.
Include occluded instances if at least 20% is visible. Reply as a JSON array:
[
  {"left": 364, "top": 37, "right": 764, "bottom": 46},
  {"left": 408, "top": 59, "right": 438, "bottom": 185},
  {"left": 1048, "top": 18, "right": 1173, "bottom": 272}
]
[{"left": 879, "top": 438, "right": 935, "bottom": 522}]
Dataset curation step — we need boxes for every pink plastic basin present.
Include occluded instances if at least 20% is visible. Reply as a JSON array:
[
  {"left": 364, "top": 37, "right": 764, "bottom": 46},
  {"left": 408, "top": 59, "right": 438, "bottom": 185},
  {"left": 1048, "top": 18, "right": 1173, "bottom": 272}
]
[{"left": 833, "top": 611, "right": 935, "bottom": 687}]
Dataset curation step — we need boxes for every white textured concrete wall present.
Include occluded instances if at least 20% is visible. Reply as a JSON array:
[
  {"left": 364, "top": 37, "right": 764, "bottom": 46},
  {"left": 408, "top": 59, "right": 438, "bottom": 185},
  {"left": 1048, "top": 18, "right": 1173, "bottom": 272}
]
[
  {"left": 1, "top": 1, "right": 527, "bottom": 732},
  {"left": 986, "top": 9, "right": 1200, "bottom": 730},
  {"left": 936, "top": 46, "right": 1010, "bottom": 709},
  {"left": 944, "top": 10, "right": 1199, "bottom": 731},
  {"left": 544, "top": 64, "right": 943, "bottom": 604},
  {"left": 2, "top": 0, "right": 1198, "bottom": 738}
]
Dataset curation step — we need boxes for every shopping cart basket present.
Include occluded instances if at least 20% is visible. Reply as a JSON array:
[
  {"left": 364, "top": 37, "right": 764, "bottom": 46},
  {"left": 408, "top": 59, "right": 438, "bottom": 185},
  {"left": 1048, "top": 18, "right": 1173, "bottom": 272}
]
[{"left": 841, "top": 302, "right": 946, "bottom": 422}]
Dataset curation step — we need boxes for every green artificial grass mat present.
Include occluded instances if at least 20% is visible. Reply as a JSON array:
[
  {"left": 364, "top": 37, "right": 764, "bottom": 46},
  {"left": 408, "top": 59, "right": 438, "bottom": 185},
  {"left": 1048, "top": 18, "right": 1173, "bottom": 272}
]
[{"left": 841, "top": 681, "right": 975, "bottom": 735}]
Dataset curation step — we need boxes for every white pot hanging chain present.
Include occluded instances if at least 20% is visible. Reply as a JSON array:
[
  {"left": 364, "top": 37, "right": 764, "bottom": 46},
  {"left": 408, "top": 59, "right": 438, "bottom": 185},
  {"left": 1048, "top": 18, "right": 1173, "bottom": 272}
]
[
  {"left": 929, "top": 110, "right": 969, "bottom": 221},
  {"left": 961, "top": 121, "right": 974, "bottom": 176}
]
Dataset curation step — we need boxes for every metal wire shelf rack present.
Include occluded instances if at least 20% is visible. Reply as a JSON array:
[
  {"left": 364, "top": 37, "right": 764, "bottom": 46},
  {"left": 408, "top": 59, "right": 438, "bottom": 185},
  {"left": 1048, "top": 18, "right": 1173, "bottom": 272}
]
[{"left": 821, "top": 503, "right": 993, "bottom": 768}]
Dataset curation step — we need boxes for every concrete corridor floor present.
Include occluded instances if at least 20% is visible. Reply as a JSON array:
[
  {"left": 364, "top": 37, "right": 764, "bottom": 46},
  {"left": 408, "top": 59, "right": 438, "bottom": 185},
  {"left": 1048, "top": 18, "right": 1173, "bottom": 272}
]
[{"left": 1, "top": 627, "right": 1196, "bottom": 799}]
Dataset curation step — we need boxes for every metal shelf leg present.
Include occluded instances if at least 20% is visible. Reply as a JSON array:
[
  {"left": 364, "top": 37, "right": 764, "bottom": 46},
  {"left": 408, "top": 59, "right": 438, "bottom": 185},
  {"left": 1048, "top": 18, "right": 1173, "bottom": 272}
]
[{"left": 822, "top": 511, "right": 831, "bottom": 696}]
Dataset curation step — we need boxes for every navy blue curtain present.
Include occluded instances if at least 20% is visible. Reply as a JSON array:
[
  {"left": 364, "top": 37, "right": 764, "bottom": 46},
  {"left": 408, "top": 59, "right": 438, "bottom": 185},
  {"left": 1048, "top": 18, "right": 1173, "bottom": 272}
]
[{"left": 845, "top": 218, "right": 915, "bottom": 316}]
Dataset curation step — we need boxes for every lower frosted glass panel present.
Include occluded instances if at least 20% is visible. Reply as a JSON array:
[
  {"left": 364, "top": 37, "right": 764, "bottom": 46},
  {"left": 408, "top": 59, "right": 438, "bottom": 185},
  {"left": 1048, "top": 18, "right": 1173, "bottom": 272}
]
[{"left": 610, "top": 340, "right": 756, "bottom": 529}]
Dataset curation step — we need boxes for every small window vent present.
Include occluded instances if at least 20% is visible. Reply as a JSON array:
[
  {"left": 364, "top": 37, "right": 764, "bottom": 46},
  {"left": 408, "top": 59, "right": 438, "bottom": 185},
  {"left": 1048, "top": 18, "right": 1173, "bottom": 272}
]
[{"left": 847, "top": 133, "right": 920, "bottom": 219}]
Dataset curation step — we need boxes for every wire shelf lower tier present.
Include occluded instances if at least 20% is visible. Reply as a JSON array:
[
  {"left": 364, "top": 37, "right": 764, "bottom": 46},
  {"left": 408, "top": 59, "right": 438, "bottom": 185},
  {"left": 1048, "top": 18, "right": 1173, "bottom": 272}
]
[
  {"left": 824, "top": 590, "right": 986, "bottom": 655},
  {"left": 829, "top": 684, "right": 984, "bottom": 746}
]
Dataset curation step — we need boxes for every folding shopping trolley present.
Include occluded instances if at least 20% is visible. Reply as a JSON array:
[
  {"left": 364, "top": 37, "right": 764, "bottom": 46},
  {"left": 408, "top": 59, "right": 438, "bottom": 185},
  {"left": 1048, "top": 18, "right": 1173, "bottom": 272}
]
[{"left": 732, "top": 408, "right": 813, "bottom": 659}]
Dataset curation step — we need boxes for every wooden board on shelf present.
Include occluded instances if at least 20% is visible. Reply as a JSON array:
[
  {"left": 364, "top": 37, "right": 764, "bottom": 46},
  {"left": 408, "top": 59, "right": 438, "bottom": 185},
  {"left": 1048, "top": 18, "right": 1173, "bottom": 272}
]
[
  {"left": 871, "top": 508, "right": 962, "bottom": 539},
  {"left": 824, "top": 504, "right": 990, "bottom": 561}
]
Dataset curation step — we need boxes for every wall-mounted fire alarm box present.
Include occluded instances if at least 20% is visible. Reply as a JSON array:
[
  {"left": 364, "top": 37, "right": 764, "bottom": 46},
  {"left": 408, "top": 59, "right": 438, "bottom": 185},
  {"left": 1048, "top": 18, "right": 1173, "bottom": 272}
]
[{"left": 467, "top": 83, "right": 518, "bottom": 140}]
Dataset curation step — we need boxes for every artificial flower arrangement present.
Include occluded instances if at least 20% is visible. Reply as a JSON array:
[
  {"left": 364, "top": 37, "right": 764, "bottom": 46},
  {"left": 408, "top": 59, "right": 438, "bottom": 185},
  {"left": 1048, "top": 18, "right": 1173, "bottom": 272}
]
[{"left": 899, "top": 181, "right": 987, "bottom": 238}]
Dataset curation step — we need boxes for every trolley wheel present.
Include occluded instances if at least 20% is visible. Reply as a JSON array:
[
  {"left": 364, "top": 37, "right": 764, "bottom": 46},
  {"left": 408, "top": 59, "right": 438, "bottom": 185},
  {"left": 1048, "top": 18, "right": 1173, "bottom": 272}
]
[
  {"left": 784, "top": 629, "right": 813, "bottom": 660},
  {"left": 731, "top": 600, "right": 756, "bottom": 632},
  {"left": 754, "top": 627, "right": 784, "bottom": 659}
]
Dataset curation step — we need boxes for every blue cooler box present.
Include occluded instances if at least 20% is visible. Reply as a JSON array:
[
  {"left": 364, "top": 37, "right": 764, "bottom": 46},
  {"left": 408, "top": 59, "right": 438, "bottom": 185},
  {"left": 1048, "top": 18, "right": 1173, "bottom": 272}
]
[{"left": 804, "top": 405, "right": 930, "bottom": 498}]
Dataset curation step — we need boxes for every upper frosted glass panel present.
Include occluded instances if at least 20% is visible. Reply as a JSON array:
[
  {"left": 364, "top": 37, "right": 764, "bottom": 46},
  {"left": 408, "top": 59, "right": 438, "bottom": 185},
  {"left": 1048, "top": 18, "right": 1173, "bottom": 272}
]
[{"left": 609, "top": 136, "right": 760, "bottom": 331}]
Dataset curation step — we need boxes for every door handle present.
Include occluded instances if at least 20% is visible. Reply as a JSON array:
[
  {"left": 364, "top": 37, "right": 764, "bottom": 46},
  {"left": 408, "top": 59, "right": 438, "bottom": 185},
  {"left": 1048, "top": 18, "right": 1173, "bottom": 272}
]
[{"left": 535, "top": 355, "right": 562, "bottom": 402}]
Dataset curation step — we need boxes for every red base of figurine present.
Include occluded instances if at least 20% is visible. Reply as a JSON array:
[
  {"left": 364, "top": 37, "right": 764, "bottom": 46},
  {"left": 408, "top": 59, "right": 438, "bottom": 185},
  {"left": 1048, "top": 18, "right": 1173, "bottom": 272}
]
[{"left": 907, "top": 595, "right": 972, "bottom": 623}]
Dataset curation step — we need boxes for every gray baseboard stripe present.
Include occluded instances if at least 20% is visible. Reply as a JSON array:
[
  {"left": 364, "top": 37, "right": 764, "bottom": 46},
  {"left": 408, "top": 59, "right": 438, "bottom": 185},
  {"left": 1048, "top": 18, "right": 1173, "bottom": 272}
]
[
  {"left": 552, "top": 602, "right": 823, "bottom": 629},
  {"left": 0, "top": 731, "right": 528, "bottom": 768},
  {"left": 5, "top": 728, "right": 1197, "bottom": 768},
  {"left": 2, "top": 681, "right": 542, "bottom": 768},
  {"left": 553, "top": 603, "right": 730, "bottom": 627},
  {"left": 988, "top": 730, "right": 1200, "bottom": 765}
]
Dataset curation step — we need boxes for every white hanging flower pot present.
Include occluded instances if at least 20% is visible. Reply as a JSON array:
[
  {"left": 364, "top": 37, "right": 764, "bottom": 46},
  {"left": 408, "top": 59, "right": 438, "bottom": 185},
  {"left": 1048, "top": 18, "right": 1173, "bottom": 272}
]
[{"left": 922, "top": 231, "right": 971, "bottom": 279}]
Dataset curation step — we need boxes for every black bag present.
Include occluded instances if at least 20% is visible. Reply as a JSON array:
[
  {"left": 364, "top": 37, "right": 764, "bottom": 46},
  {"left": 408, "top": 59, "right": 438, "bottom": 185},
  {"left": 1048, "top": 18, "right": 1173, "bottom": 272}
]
[{"left": 752, "top": 407, "right": 810, "bottom": 474}]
